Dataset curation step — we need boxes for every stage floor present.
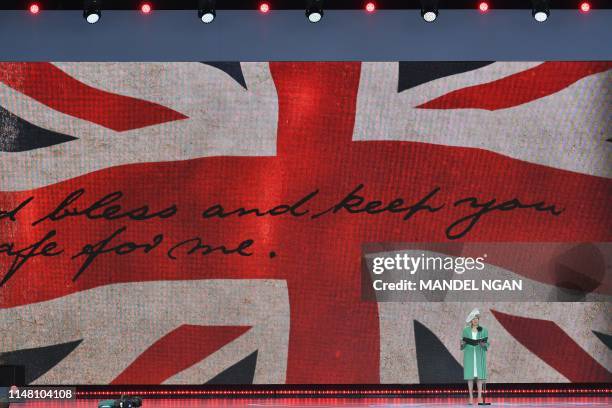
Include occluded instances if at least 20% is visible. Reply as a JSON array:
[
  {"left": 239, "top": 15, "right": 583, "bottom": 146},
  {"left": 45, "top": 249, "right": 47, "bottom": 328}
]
[{"left": 15, "top": 397, "right": 612, "bottom": 407}]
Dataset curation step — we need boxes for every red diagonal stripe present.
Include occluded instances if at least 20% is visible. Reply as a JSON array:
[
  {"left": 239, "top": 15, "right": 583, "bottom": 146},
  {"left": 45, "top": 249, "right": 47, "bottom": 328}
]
[
  {"left": 492, "top": 310, "right": 612, "bottom": 382},
  {"left": 110, "top": 325, "right": 251, "bottom": 384},
  {"left": 0, "top": 62, "right": 188, "bottom": 132},
  {"left": 417, "top": 62, "right": 612, "bottom": 111}
]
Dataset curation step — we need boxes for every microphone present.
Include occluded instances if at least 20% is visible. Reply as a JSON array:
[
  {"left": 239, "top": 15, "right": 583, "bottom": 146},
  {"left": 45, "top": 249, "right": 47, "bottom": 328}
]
[{"left": 477, "top": 326, "right": 482, "bottom": 332}]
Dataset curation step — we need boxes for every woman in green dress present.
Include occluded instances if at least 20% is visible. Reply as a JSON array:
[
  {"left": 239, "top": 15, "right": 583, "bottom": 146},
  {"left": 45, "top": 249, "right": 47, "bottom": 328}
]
[{"left": 461, "top": 308, "right": 489, "bottom": 405}]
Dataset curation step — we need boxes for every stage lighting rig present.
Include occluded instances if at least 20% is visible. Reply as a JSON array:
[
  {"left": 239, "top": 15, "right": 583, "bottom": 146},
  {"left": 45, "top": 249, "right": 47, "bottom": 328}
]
[
  {"left": 580, "top": 2, "right": 591, "bottom": 13},
  {"left": 140, "top": 2, "right": 152, "bottom": 14},
  {"left": 83, "top": 0, "right": 101, "bottom": 24},
  {"left": 29, "top": 3, "right": 40, "bottom": 14},
  {"left": 260, "top": 2, "right": 271, "bottom": 13},
  {"left": 198, "top": 0, "right": 216, "bottom": 23},
  {"left": 420, "top": 0, "right": 439, "bottom": 22},
  {"left": 531, "top": 0, "right": 550, "bottom": 22},
  {"left": 306, "top": 0, "right": 324, "bottom": 23}
]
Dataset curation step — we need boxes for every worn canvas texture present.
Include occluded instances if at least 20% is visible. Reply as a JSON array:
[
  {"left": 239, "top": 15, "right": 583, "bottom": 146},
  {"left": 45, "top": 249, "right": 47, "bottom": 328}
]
[{"left": 0, "top": 62, "right": 610, "bottom": 384}]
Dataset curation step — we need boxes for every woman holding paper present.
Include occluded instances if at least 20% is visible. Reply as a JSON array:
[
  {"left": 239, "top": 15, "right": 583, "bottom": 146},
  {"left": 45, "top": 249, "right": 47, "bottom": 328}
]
[{"left": 461, "top": 308, "right": 489, "bottom": 405}]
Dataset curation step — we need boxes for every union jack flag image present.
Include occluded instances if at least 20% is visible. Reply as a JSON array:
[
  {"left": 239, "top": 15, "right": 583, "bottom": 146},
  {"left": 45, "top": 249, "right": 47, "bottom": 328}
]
[{"left": 0, "top": 61, "right": 610, "bottom": 385}]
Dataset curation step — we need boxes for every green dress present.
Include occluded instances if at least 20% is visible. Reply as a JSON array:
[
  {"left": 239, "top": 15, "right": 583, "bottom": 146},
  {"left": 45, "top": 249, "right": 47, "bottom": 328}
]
[{"left": 462, "top": 326, "right": 489, "bottom": 380}]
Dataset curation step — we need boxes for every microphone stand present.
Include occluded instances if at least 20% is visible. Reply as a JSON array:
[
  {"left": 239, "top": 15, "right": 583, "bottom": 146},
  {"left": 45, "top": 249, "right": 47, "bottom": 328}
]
[
  {"left": 478, "top": 340, "right": 490, "bottom": 406},
  {"left": 478, "top": 381, "right": 490, "bottom": 405}
]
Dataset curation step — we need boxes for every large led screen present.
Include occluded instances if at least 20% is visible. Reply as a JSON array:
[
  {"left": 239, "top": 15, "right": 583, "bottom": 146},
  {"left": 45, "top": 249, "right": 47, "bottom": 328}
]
[{"left": 0, "top": 62, "right": 610, "bottom": 385}]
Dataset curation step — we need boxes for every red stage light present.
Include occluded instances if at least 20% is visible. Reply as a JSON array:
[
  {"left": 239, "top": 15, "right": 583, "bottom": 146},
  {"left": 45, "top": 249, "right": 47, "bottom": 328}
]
[
  {"left": 580, "top": 2, "right": 591, "bottom": 12},
  {"left": 259, "top": 2, "right": 270, "bottom": 13},
  {"left": 29, "top": 3, "right": 40, "bottom": 14},
  {"left": 140, "top": 3, "right": 152, "bottom": 14},
  {"left": 365, "top": 2, "right": 376, "bottom": 12},
  {"left": 479, "top": 2, "right": 489, "bottom": 12}
]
